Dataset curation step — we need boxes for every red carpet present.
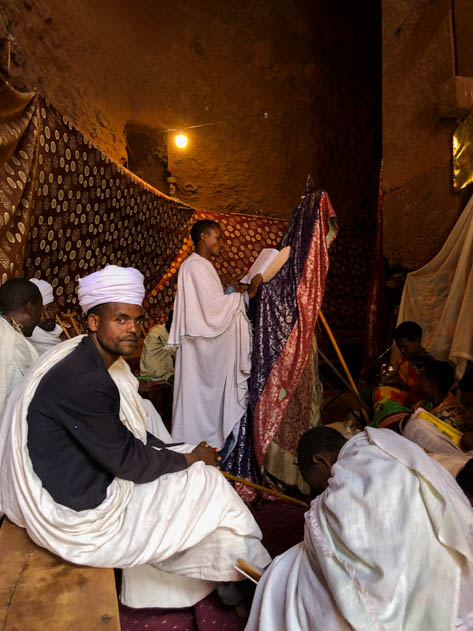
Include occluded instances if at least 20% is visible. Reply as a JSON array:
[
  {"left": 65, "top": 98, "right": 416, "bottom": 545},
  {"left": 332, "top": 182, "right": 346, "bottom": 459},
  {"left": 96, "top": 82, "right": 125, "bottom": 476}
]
[{"left": 119, "top": 500, "right": 306, "bottom": 630}]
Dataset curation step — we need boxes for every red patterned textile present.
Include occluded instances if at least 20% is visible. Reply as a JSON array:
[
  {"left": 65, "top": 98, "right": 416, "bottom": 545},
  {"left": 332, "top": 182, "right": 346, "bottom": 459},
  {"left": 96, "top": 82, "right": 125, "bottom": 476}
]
[
  {"left": 271, "top": 339, "right": 316, "bottom": 454},
  {"left": 253, "top": 191, "right": 337, "bottom": 466},
  {"left": 0, "top": 77, "right": 196, "bottom": 318},
  {"left": 0, "top": 77, "right": 371, "bottom": 338},
  {"left": 0, "top": 81, "right": 40, "bottom": 282}
]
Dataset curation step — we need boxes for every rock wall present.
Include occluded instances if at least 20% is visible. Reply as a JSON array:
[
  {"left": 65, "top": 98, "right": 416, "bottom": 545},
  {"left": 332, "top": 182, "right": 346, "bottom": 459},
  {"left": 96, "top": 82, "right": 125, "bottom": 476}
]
[
  {"left": 382, "top": 0, "right": 473, "bottom": 270},
  {"left": 0, "top": 0, "right": 380, "bottom": 225}
]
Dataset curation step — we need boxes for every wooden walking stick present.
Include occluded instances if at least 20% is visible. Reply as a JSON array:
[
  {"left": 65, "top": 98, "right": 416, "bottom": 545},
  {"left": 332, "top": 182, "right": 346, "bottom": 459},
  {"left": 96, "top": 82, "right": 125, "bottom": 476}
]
[
  {"left": 318, "top": 310, "right": 370, "bottom": 425},
  {"left": 56, "top": 314, "right": 71, "bottom": 339},
  {"left": 222, "top": 471, "right": 309, "bottom": 508}
]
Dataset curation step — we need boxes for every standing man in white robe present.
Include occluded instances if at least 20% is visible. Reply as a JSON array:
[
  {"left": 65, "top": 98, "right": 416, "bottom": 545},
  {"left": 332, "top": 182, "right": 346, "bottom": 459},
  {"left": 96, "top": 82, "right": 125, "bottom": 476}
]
[
  {"left": 169, "top": 220, "right": 262, "bottom": 452},
  {"left": 0, "top": 278, "right": 41, "bottom": 416},
  {"left": 246, "top": 427, "right": 473, "bottom": 631},
  {"left": 29, "top": 278, "right": 64, "bottom": 356}
]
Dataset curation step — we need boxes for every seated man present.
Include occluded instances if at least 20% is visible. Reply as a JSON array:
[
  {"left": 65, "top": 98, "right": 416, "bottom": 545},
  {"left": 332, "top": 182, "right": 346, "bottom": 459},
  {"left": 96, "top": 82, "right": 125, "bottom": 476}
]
[
  {"left": 140, "top": 310, "right": 174, "bottom": 383},
  {"left": 403, "top": 359, "right": 468, "bottom": 453},
  {"left": 372, "top": 320, "right": 434, "bottom": 429},
  {"left": 0, "top": 265, "right": 270, "bottom": 610},
  {"left": 29, "top": 278, "right": 64, "bottom": 356},
  {"left": 245, "top": 426, "right": 473, "bottom": 631},
  {"left": 0, "top": 278, "right": 42, "bottom": 415}
]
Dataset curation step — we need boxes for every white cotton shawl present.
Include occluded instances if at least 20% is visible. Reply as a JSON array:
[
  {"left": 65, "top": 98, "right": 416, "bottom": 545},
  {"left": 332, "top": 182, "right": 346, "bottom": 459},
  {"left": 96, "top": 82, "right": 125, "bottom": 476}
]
[
  {"left": 29, "top": 323, "right": 63, "bottom": 356},
  {"left": 0, "top": 335, "right": 270, "bottom": 598},
  {"left": 168, "top": 253, "right": 251, "bottom": 449},
  {"left": 246, "top": 429, "right": 473, "bottom": 631},
  {"left": 0, "top": 317, "right": 38, "bottom": 415},
  {"left": 168, "top": 253, "right": 247, "bottom": 344}
]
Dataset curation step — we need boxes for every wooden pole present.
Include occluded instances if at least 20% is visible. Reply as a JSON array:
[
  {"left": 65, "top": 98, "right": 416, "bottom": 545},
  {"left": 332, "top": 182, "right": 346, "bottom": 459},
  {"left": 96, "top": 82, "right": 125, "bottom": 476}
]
[
  {"left": 318, "top": 310, "right": 370, "bottom": 425},
  {"left": 56, "top": 314, "right": 71, "bottom": 339},
  {"left": 222, "top": 471, "right": 309, "bottom": 508}
]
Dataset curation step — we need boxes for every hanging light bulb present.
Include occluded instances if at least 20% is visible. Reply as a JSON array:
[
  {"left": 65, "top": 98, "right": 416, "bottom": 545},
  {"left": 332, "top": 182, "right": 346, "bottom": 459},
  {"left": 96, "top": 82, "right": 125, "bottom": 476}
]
[{"left": 175, "top": 133, "right": 188, "bottom": 148}]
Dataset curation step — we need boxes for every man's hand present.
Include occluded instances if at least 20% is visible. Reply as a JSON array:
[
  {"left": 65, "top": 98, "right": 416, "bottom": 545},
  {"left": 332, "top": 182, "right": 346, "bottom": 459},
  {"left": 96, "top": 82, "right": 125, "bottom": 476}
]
[
  {"left": 185, "top": 441, "right": 221, "bottom": 467},
  {"left": 247, "top": 273, "right": 263, "bottom": 299}
]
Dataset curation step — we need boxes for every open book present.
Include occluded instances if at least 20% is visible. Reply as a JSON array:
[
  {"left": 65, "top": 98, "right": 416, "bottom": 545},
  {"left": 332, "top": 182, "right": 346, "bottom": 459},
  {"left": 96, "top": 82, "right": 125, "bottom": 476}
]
[{"left": 240, "top": 246, "right": 291, "bottom": 284}]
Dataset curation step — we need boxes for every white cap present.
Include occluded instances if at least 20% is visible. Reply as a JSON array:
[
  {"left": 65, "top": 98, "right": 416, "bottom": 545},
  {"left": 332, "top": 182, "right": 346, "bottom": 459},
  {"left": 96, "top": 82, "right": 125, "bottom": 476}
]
[
  {"left": 77, "top": 265, "right": 145, "bottom": 313},
  {"left": 29, "top": 278, "right": 54, "bottom": 305}
]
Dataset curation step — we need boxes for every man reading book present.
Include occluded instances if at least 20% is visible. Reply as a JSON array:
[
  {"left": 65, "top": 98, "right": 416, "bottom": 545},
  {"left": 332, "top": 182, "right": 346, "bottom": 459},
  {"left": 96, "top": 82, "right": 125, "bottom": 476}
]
[{"left": 168, "top": 220, "right": 262, "bottom": 456}]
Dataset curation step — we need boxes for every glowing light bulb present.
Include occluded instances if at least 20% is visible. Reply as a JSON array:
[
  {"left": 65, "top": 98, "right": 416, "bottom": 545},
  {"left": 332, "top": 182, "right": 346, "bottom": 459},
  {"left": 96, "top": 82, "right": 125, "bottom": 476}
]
[{"left": 175, "top": 133, "right": 188, "bottom": 148}]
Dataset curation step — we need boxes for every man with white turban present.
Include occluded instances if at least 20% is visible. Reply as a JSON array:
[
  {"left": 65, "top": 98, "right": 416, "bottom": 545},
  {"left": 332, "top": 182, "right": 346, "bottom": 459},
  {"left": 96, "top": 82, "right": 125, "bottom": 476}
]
[
  {"left": 28, "top": 278, "right": 64, "bottom": 355},
  {"left": 0, "top": 278, "right": 41, "bottom": 415},
  {"left": 0, "top": 265, "right": 270, "bottom": 610}
]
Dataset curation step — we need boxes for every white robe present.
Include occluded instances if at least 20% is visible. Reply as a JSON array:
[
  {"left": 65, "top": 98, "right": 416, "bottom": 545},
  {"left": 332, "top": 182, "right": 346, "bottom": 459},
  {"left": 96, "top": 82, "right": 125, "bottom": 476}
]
[
  {"left": 403, "top": 407, "right": 473, "bottom": 459},
  {"left": 246, "top": 429, "right": 473, "bottom": 631},
  {"left": 168, "top": 253, "right": 251, "bottom": 450},
  {"left": 29, "top": 323, "right": 63, "bottom": 356},
  {"left": 0, "top": 336, "right": 271, "bottom": 608},
  {"left": 0, "top": 317, "right": 38, "bottom": 415}
]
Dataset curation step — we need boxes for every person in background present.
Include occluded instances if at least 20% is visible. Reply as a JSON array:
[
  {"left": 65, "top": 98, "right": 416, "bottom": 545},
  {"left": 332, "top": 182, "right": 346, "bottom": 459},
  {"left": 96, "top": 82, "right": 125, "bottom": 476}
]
[
  {"left": 371, "top": 320, "right": 434, "bottom": 429},
  {"left": 140, "top": 310, "right": 174, "bottom": 384},
  {"left": 391, "top": 320, "right": 435, "bottom": 398},
  {"left": 245, "top": 426, "right": 473, "bottom": 631},
  {"left": 403, "top": 360, "right": 469, "bottom": 453},
  {"left": 29, "top": 278, "right": 64, "bottom": 356},
  {"left": 0, "top": 278, "right": 41, "bottom": 415}
]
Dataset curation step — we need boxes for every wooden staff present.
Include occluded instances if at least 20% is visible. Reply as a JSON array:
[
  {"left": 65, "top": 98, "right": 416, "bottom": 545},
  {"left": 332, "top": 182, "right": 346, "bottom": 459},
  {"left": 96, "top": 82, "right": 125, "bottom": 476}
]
[
  {"left": 222, "top": 471, "right": 309, "bottom": 508},
  {"left": 63, "top": 313, "right": 81, "bottom": 336},
  {"left": 318, "top": 310, "right": 370, "bottom": 425},
  {"left": 56, "top": 314, "right": 71, "bottom": 339}
]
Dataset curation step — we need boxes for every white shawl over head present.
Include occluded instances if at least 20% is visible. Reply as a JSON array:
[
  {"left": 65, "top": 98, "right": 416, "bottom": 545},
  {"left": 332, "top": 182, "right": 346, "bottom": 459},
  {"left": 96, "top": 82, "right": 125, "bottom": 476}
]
[{"left": 246, "top": 429, "right": 473, "bottom": 631}]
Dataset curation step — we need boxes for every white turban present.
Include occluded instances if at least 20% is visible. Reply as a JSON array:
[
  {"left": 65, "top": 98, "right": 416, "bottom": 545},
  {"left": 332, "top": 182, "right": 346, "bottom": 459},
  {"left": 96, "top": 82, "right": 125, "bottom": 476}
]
[
  {"left": 29, "top": 278, "right": 54, "bottom": 305},
  {"left": 77, "top": 265, "right": 146, "bottom": 313}
]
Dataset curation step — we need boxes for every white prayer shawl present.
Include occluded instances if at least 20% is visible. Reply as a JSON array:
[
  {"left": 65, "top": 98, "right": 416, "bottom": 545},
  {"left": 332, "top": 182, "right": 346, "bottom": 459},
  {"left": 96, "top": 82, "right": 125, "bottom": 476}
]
[
  {"left": 0, "top": 336, "right": 270, "bottom": 608},
  {"left": 246, "top": 429, "right": 473, "bottom": 631},
  {"left": 0, "top": 317, "right": 38, "bottom": 415},
  {"left": 29, "top": 323, "right": 63, "bottom": 356},
  {"left": 169, "top": 253, "right": 251, "bottom": 449},
  {"left": 430, "top": 452, "right": 472, "bottom": 478},
  {"left": 398, "top": 193, "right": 473, "bottom": 378}
]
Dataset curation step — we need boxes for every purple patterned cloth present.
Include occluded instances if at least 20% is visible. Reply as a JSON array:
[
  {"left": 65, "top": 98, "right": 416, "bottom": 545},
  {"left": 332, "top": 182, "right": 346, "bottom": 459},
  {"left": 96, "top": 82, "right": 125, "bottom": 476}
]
[
  {"left": 224, "top": 177, "right": 325, "bottom": 486},
  {"left": 249, "top": 178, "right": 323, "bottom": 412}
]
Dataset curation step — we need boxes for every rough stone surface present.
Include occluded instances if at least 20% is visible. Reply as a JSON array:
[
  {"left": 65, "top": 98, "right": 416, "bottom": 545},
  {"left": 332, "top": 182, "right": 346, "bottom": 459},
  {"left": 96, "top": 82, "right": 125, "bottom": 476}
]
[
  {"left": 0, "top": 0, "right": 380, "bottom": 225},
  {"left": 382, "top": 0, "right": 473, "bottom": 270}
]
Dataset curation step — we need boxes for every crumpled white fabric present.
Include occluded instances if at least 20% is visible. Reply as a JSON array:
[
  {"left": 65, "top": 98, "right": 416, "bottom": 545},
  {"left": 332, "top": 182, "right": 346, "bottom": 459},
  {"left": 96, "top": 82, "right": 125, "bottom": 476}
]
[
  {"left": 0, "top": 335, "right": 270, "bottom": 608},
  {"left": 246, "top": 429, "right": 473, "bottom": 631},
  {"left": 0, "top": 317, "right": 38, "bottom": 416},
  {"left": 29, "top": 323, "right": 63, "bottom": 356},
  {"left": 169, "top": 253, "right": 251, "bottom": 449},
  {"left": 398, "top": 194, "right": 473, "bottom": 377}
]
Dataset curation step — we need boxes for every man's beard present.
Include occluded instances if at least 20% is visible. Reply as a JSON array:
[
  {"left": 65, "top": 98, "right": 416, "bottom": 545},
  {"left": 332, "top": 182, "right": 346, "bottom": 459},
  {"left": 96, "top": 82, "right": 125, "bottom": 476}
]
[{"left": 39, "top": 319, "right": 56, "bottom": 332}]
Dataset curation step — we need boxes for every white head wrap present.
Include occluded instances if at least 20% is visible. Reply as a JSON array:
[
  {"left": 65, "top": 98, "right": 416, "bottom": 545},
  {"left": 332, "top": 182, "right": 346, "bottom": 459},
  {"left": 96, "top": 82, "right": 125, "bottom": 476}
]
[
  {"left": 29, "top": 278, "right": 54, "bottom": 305},
  {"left": 77, "top": 265, "right": 145, "bottom": 313}
]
